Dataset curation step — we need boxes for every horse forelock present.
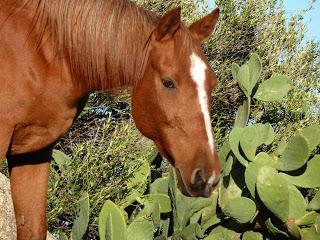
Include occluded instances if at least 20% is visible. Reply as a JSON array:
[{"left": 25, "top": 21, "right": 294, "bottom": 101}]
[{"left": 23, "top": 0, "right": 160, "bottom": 91}]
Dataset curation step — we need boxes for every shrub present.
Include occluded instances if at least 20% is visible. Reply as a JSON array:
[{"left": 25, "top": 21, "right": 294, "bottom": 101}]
[{"left": 48, "top": 118, "right": 155, "bottom": 237}]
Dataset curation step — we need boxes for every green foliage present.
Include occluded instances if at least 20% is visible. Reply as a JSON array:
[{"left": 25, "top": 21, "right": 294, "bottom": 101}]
[
  {"left": 204, "top": 226, "right": 241, "bottom": 240},
  {"left": 234, "top": 99, "right": 249, "bottom": 128},
  {"left": 242, "top": 231, "right": 263, "bottom": 240},
  {"left": 275, "top": 135, "right": 309, "bottom": 171},
  {"left": 71, "top": 192, "right": 90, "bottom": 240},
  {"left": 299, "top": 125, "right": 320, "bottom": 154},
  {"left": 256, "top": 166, "right": 289, "bottom": 221},
  {"left": 99, "top": 200, "right": 128, "bottom": 240},
  {"left": 245, "top": 153, "right": 275, "bottom": 197},
  {"left": 52, "top": 150, "right": 72, "bottom": 173},
  {"left": 229, "top": 127, "right": 248, "bottom": 166},
  {"left": 209, "top": 0, "right": 319, "bottom": 139},
  {"left": 222, "top": 197, "right": 256, "bottom": 223},
  {"left": 118, "top": 159, "right": 151, "bottom": 208},
  {"left": 307, "top": 191, "right": 320, "bottom": 211},
  {"left": 232, "top": 53, "right": 293, "bottom": 126},
  {"left": 47, "top": 50, "right": 319, "bottom": 240},
  {"left": 128, "top": 218, "right": 154, "bottom": 240},
  {"left": 89, "top": 167, "right": 221, "bottom": 240},
  {"left": 47, "top": 119, "right": 154, "bottom": 236},
  {"left": 216, "top": 53, "right": 320, "bottom": 239},
  {"left": 232, "top": 53, "right": 262, "bottom": 98},
  {"left": 254, "top": 74, "right": 292, "bottom": 102},
  {"left": 280, "top": 155, "right": 320, "bottom": 188},
  {"left": 63, "top": 168, "right": 202, "bottom": 240},
  {"left": 93, "top": 118, "right": 316, "bottom": 240},
  {"left": 240, "top": 123, "right": 274, "bottom": 161}
]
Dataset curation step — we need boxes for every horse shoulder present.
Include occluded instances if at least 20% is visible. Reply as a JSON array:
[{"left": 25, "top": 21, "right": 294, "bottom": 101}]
[{"left": 0, "top": 6, "right": 84, "bottom": 155}]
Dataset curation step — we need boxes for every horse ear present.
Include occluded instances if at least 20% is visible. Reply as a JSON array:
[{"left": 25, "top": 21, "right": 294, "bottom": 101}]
[
  {"left": 189, "top": 8, "right": 220, "bottom": 42},
  {"left": 155, "top": 7, "right": 181, "bottom": 41}
]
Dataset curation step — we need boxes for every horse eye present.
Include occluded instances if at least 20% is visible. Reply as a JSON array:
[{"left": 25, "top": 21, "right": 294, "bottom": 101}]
[{"left": 161, "top": 77, "right": 176, "bottom": 89}]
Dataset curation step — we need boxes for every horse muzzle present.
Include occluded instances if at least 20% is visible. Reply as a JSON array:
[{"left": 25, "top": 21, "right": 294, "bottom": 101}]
[{"left": 175, "top": 167, "right": 221, "bottom": 197}]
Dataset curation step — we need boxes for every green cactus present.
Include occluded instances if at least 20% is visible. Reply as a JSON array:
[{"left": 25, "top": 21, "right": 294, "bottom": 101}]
[
  {"left": 175, "top": 189, "right": 212, "bottom": 231},
  {"left": 218, "top": 141, "right": 231, "bottom": 168},
  {"left": 247, "top": 53, "right": 262, "bottom": 89},
  {"left": 52, "top": 149, "right": 72, "bottom": 173},
  {"left": 71, "top": 192, "right": 90, "bottom": 240},
  {"left": 222, "top": 197, "right": 256, "bottom": 224},
  {"left": 127, "top": 218, "right": 154, "bottom": 240},
  {"left": 99, "top": 200, "right": 128, "bottom": 240},
  {"left": 275, "top": 134, "right": 309, "bottom": 171},
  {"left": 299, "top": 124, "right": 320, "bottom": 153},
  {"left": 273, "top": 139, "right": 288, "bottom": 157},
  {"left": 200, "top": 192, "right": 220, "bottom": 234},
  {"left": 232, "top": 63, "right": 248, "bottom": 97},
  {"left": 265, "top": 218, "right": 290, "bottom": 238},
  {"left": 234, "top": 99, "right": 250, "bottom": 128},
  {"left": 135, "top": 193, "right": 172, "bottom": 219},
  {"left": 238, "top": 64, "right": 251, "bottom": 97},
  {"left": 232, "top": 53, "right": 262, "bottom": 98},
  {"left": 239, "top": 123, "right": 274, "bottom": 161},
  {"left": 218, "top": 174, "right": 242, "bottom": 209},
  {"left": 286, "top": 219, "right": 301, "bottom": 239},
  {"left": 180, "top": 223, "right": 203, "bottom": 240},
  {"left": 295, "top": 211, "right": 320, "bottom": 226},
  {"left": 242, "top": 231, "right": 263, "bottom": 240},
  {"left": 253, "top": 74, "right": 292, "bottom": 102},
  {"left": 300, "top": 225, "right": 320, "bottom": 240},
  {"left": 205, "top": 226, "right": 241, "bottom": 240},
  {"left": 307, "top": 191, "right": 320, "bottom": 211},
  {"left": 256, "top": 166, "right": 289, "bottom": 221},
  {"left": 229, "top": 127, "right": 248, "bottom": 166},
  {"left": 288, "top": 184, "right": 307, "bottom": 220},
  {"left": 119, "top": 159, "right": 151, "bottom": 208},
  {"left": 244, "top": 152, "right": 275, "bottom": 197},
  {"left": 150, "top": 177, "right": 169, "bottom": 195},
  {"left": 280, "top": 155, "right": 320, "bottom": 188},
  {"left": 224, "top": 155, "right": 235, "bottom": 177}
]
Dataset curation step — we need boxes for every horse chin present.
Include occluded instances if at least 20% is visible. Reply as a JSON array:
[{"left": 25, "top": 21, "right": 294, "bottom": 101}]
[{"left": 175, "top": 168, "right": 193, "bottom": 197}]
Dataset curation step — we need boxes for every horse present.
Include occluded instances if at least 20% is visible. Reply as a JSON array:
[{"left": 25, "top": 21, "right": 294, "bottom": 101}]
[{"left": 0, "top": 0, "right": 221, "bottom": 238}]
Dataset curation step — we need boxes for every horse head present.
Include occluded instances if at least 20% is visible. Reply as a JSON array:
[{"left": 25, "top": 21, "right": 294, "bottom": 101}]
[{"left": 132, "top": 7, "right": 221, "bottom": 197}]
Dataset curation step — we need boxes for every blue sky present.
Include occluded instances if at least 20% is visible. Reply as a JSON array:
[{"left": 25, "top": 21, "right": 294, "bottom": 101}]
[
  {"left": 283, "top": 0, "right": 320, "bottom": 41},
  {"left": 208, "top": 0, "right": 320, "bottom": 41}
]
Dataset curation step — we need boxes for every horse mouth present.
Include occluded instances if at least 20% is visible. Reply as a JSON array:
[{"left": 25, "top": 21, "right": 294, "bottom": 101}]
[
  {"left": 162, "top": 156, "right": 191, "bottom": 196},
  {"left": 161, "top": 155, "right": 214, "bottom": 197},
  {"left": 175, "top": 167, "right": 217, "bottom": 198},
  {"left": 175, "top": 167, "right": 194, "bottom": 197}
]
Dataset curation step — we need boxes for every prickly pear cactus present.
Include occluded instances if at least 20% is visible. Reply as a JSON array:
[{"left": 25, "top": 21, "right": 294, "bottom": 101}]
[{"left": 217, "top": 53, "right": 320, "bottom": 240}]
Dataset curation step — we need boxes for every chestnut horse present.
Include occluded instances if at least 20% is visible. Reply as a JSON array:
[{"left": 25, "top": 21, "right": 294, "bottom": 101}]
[{"left": 0, "top": 0, "right": 221, "bottom": 238}]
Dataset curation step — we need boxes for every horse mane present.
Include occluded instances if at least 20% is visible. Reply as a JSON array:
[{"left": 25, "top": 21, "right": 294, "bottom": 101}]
[{"left": 29, "top": 0, "right": 160, "bottom": 90}]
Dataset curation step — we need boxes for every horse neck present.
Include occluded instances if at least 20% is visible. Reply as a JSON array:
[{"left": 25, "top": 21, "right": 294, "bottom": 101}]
[{"left": 38, "top": 0, "right": 159, "bottom": 92}]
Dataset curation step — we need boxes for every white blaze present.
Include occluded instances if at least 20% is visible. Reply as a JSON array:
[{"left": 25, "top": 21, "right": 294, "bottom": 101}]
[{"left": 190, "top": 52, "right": 215, "bottom": 154}]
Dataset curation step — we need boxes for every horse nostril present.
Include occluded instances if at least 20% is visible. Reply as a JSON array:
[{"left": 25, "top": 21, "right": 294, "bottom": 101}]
[{"left": 191, "top": 169, "right": 206, "bottom": 190}]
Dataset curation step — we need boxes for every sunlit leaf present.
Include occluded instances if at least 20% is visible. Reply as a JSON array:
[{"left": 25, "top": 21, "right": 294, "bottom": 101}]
[
  {"left": 71, "top": 192, "right": 90, "bottom": 240},
  {"left": 254, "top": 74, "right": 292, "bottom": 101}
]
